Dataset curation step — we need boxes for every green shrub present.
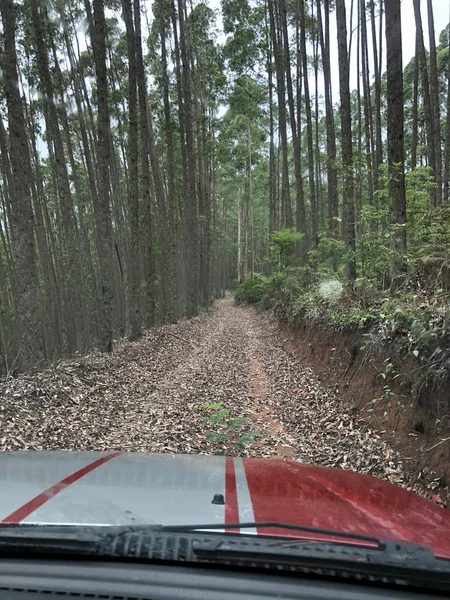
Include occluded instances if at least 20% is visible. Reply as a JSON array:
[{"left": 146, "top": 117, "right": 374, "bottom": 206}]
[
  {"left": 270, "top": 228, "right": 303, "bottom": 270},
  {"left": 309, "top": 233, "right": 346, "bottom": 275},
  {"left": 234, "top": 274, "right": 268, "bottom": 304}
]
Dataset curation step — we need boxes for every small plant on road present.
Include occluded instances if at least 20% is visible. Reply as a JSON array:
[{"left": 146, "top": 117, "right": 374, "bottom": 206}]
[{"left": 201, "top": 402, "right": 263, "bottom": 453}]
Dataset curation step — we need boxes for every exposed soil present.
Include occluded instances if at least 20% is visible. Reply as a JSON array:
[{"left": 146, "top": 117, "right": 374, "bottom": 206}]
[
  {"left": 281, "top": 320, "right": 450, "bottom": 506},
  {"left": 0, "top": 294, "right": 446, "bottom": 507}
]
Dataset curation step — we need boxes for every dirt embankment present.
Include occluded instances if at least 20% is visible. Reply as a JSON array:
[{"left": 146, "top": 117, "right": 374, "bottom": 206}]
[{"left": 281, "top": 318, "right": 450, "bottom": 505}]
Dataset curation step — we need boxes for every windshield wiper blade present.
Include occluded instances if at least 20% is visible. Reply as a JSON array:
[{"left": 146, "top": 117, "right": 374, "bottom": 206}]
[
  {"left": 0, "top": 525, "right": 104, "bottom": 555},
  {"left": 161, "top": 521, "right": 381, "bottom": 546},
  {"left": 163, "top": 522, "right": 450, "bottom": 586},
  {"left": 190, "top": 534, "right": 450, "bottom": 591}
]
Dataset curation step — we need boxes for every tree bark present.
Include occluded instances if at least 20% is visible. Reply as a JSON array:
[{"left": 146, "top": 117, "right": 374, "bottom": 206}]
[
  {"left": 386, "top": 0, "right": 407, "bottom": 280},
  {"left": 0, "top": 0, "right": 42, "bottom": 370},
  {"left": 318, "top": 0, "right": 338, "bottom": 235},
  {"left": 122, "top": 0, "right": 141, "bottom": 339},
  {"left": 30, "top": 0, "right": 83, "bottom": 353},
  {"left": 299, "top": 0, "right": 317, "bottom": 246},
  {"left": 176, "top": 0, "right": 199, "bottom": 316},
  {"left": 413, "top": 0, "right": 438, "bottom": 208},
  {"left": 411, "top": 38, "right": 420, "bottom": 170},
  {"left": 444, "top": 22, "right": 450, "bottom": 203},
  {"left": 426, "top": 0, "right": 442, "bottom": 205},
  {"left": 89, "top": 0, "right": 115, "bottom": 352},
  {"left": 265, "top": 0, "right": 277, "bottom": 234},
  {"left": 268, "top": 0, "right": 292, "bottom": 229},
  {"left": 370, "top": 0, "right": 383, "bottom": 193},
  {"left": 134, "top": 0, "right": 157, "bottom": 326},
  {"left": 360, "top": 0, "right": 374, "bottom": 206},
  {"left": 280, "top": 0, "right": 307, "bottom": 257},
  {"left": 158, "top": 0, "right": 178, "bottom": 320},
  {"left": 336, "top": 0, "right": 356, "bottom": 280}
]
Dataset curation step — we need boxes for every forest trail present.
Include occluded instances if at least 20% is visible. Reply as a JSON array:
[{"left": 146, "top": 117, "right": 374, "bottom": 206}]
[{"left": 0, "top": 295, "right": 428, "bottom": 497}]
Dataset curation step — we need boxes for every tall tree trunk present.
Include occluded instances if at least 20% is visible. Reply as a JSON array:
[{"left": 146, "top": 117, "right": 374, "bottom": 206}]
[
  {"left": 413, "top": 0, "right": 438, "bottom": 208},
  {"left": 313, "top": 19, "right": 323, "bottom": 230},
  {"left": 237, "top": 192, "right": 242, "bottom": 283},
  {"left": 295, "top": 19, "right": 305, "bottom": 248},
  {"left": 360, "top": 0, "right": 374, "bottom": 206},
  {"left": 89, "top": 0, "right": 114, "bottom": 352},
  {"left": 426, "top": 0, "right": 442, "bottom": 205},
  {"left": 170, "top": 0, "right": 188, "bottom": 311},
  {"left": 411, "top": 37, "right": 420, "bottom": 169},
  {"left": 318, "top": 0, "right": 338, "bottom": 235},
  {"left": 0, "top": 0, "right": 42, "bottom": 370},
  {"left": 158, "top": 0, "right": 178, "bottom": 320},
  {"left": 265, "top": 0, "right": 277, "bottom": 234},
  {"left": 386, "top": 0, "right": 407, "bottom": 280},
  {"left": 280, "top": 0, "right": 307, "bottom": 256},
  {"left": 135, "top": 0, "right": 156, "bottom": 326},
  {"left": 444, "top": 20, "right": 450, "bottom": 203},
  {"left": 356, "top": 0, "right": 364, "bottom": 270},
  {"left": 30, "top": 0, "right": 82, "bottom": 353},
  {"left": 268, "top": 0, "right": 291, "bottom": 229},
  {"left": 336, "top": 0, "right": 356, "bottom": 280},
  {"left": 299, "top": 0, "right": 317, "bottom": 246},
  {"left": 176, "top": 0, "right": 199, "bottom": 316},
  {"left": 122, "top": 0, "right": 141, "bottom": 339},
  {"left": 370, "top": 0, "right": 383, "bottom": 193},
  {"left": 248, "top": 120, "right": 254, "bottom": 278}
]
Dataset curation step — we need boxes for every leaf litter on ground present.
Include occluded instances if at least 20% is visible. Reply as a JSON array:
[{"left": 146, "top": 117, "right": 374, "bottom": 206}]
[{"left": 0, "top": 295, "right": 446, "bottom": 506}]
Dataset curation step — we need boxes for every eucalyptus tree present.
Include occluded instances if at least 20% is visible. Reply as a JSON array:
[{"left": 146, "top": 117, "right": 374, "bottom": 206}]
[
  {"left": 413, "top": 0, "right": 438, "bottom": 208},
  {"left": 0, "top": 0, "right": 42, "bottom": 370},
  {"left": 219, "top": 75, "right": 267, "bottom": 281},
  {"left": 385, "top": 0, "right": 407, "bottom": 280},
  {"left": 336, "top": 0, "right": 356, "bottom": 280},
  {"left": 88, "top": 0, "right": 115, "bottom": 352}
]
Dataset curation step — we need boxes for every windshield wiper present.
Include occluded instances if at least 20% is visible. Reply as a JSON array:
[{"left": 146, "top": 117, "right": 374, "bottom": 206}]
[
  {"left": 0, "top": 523, "right": 449, "bottom": 591},
  {"left": 160, "top": 521, "right": 381, "bottom": 546},
  {"left": 0, "top": 525, "right": 104, "bottom": 555},
  {"left": 159, "top": 521, "right": 450, "bottom": 589}
]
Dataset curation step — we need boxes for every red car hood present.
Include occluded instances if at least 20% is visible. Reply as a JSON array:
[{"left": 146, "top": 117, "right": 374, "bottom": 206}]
[{"left": 0, "top": 451, "right": 449, "bottom": 559}]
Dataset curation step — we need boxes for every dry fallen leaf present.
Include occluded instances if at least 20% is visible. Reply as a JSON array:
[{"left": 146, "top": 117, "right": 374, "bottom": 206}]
[{"left": 0, "top": 295, "right": 444, "bottom": 505}]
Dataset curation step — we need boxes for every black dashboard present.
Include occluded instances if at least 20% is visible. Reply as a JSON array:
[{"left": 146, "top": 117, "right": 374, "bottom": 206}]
[{"left": 0, "top": 559, "right": 444, "bottom": 599}]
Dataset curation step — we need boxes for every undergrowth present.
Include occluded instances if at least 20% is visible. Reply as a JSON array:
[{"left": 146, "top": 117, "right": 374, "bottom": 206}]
[
  {"left": 234, "top": 265, "right": 450, "bottom": 388},
  {"left": 201, "top": 401, "right": 264, "bottom": 454}
]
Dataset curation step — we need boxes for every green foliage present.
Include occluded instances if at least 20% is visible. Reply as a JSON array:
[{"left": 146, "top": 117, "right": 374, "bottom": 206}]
[
  {"left": 201, "top": 401, "right": 263, "bottom": 453},
  {"left": 234, "top": 273, "right": 268, "bottom": 304},
  {"left": 222, "top": 0, "right": 265, "bottom": 74},
  {"left": 308, "top": 233, "right": 346, "bottom": 276},
  {"left": 270, "top": 228, "right": 303, "bottom": 271},
  {"left": 355, "top": 166, "right": 445, "bottom": 284},
  {"left": 414, "top": 206, "right": 450, "bottom": 261}
]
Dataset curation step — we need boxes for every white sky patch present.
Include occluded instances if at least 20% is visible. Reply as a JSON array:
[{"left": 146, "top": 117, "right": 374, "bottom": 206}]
[{"left": 209, "top": 0, "right": 448, "bottom": 100}]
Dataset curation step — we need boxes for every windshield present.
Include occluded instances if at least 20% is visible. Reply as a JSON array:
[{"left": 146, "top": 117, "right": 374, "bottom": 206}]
[{"left": 0, "top": 0, "right": 449, "bottom": 581}]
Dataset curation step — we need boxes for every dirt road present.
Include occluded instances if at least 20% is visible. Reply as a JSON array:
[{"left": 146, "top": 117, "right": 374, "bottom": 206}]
[{"left": 0, "top": 294, "right": 428, "bottom": 496}]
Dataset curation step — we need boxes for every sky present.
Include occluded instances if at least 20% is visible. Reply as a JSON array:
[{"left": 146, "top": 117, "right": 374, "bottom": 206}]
[
  {"left": 400, "top": 0, "right": 449, "bottom": 63},
  {"left": 341, "top": 0, "right": 450, "bottom": 93},
  {"left": 208, "top": 0, "right": 449, "bottom": 101}
]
